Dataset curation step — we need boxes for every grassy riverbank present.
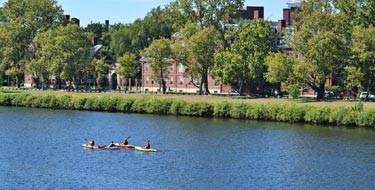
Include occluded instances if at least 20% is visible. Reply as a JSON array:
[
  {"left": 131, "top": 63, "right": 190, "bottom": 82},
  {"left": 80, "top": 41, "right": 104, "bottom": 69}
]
[{"left": 0, "top": 90, "right": 374, "bottom": 128}]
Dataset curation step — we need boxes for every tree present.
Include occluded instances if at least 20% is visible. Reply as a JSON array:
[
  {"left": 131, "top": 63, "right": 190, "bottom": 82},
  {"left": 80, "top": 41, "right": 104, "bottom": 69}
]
[
  {"left": 344, "top": 66, "right": 364, "bottom": 98},
  {"left": 0, "top": 7, "right": 5, "bottom": 22},
  {"left": 265, "top": 53, "right": 299, "bottom": 97},
  {"left": 174, "top": 0, "right": 244, "bottom": 33},
  {"left": 110, "top": 6, "right": 177, "bottom": 56},
  {"left": 2, "top": 0, "right": 63, "bottom": 34},
  {"left": 141, "top": 38, "right": 173, "bottom": 94},
  {"left": 221, "top": 21, "right": 276, "bottom": 94},
  {"left": 31, "top": 24, "right": 91, "bottom": 89},
  {"left": 290, "top": 0, "right": 349, "bottom": 99},
  {"left": 84, "top": 22, "right": 106, "bottom": 39},
  {"left": 0, "top": 0, "right": 63, "bottom": 87},
  {"left": 212, "top": 51, "right": 242, "bottom": 90},
  {"left": 0, "top": 22, "right": 29, "bottom": 87},
  {"left": 356, "top": 0, "right": 375, "bottom": 27},
  {"left": 173, "top": 24, "right": 223, "bottom": 94},
  {"left": 185, "top": 26, "right": 223, "bottom": 94},
  {"left": 116, "top": 53, "right": 140, "bottom": 90},
  {"left": 351, "top": 25, "right": 375, "bottom": 91},
  {"left": 90, "top": 58, "right": 110, "bottom": 90}
]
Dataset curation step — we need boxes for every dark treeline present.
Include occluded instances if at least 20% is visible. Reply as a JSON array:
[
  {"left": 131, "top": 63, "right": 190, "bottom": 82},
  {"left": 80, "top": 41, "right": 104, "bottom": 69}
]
[{"left": 0, "top": 0, "right": 374, "bottom": 99}]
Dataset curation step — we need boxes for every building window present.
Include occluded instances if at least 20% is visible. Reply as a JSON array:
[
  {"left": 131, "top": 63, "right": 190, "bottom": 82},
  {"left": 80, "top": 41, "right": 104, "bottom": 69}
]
[
  {"left": 178, "top": 64, "right": 184, "bottom": 73},
  {"left": 179, "top": 77, "right": 184, "bottom": 85}
]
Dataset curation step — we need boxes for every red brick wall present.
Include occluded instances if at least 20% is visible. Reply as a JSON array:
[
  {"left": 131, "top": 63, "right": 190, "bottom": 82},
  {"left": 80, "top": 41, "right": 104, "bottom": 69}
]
[
  {"left": 283, "top": 8, "right": 291, "bottom": 25},
  {"left": 142, "top": 62, "right": 231, "bottom": 93}
]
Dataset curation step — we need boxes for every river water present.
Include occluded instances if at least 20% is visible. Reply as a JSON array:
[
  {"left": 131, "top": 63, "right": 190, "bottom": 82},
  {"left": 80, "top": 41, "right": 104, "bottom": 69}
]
[{"left": 0, "top": 107, "right": 374, "bottom": 190}]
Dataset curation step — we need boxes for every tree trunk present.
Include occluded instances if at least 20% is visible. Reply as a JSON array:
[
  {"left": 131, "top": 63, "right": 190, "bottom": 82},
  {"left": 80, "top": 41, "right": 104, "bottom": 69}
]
[
  {"left": 201, "top": 70, "right": 209, "bottom": 95},
  {"left": 316, "top": 82, "right": 325, "bottom": 100},
  {"left": 162, "top": 79, "right": 166, "bottom": 94},
  {"left": 16, "top": 76, "right": 21, "bottom": 88},
  {"left": 160, "top": 69, "right": 164, "bottom": 94},
  {"left": 56, "top": 77, "right": 62, "bottom": 89},
  {"left": 239, "top": 79, "right": 244, "bottom": 96},
  {"left": 199, "top": 78, "right": 203, "bottom": 95},
  {"left": 203, "top": 77, "right": 209, "bottom": 95},
  {"left": 33, "top": 77, "right": 39, "bottom": 89}
]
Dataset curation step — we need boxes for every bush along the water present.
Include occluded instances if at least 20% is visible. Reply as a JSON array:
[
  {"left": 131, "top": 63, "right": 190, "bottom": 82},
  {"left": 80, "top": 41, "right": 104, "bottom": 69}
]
[{"left": 0, "top": 92, "right": 374, "bottom": 128}]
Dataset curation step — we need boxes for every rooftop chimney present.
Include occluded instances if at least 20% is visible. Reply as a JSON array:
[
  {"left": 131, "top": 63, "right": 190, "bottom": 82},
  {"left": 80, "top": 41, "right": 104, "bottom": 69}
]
[
  {"left": 105, "top": 20, "right": 109, "bottom": 31},
  {"left": 71, "top": 18, "right": 80, "bottom": 27},
  {"left": 64, "top": 15, "right": 70, "bottom": 22},
  {"left": 277, "top": 20, "right": 286, "bottom": 31},
  {"left": 246, "top": 6, "right": 264, "bottom": 20},
  {"left": 283, "top": 9, "right": 291, "bottom": 26}
]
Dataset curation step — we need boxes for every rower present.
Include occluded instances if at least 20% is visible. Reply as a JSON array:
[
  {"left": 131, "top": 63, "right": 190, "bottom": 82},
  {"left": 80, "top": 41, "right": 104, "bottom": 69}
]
[
  {"left": 90, "top": 140, "right": 95, "bottom": 146},
  {"left": 144, "top": 140, "right": 151, "bottom": 149},
  {"left": 108, "top": 141, "right": 116, "bottom": 148},
  {"left": 123, "top": 138, "right": 129, "bottom": 145}
]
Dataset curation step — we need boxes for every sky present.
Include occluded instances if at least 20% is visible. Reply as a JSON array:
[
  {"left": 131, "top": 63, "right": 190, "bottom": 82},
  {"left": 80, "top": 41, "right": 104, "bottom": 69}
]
[{"left": 0, "top": 0, "right": 288, "bottom": 26}]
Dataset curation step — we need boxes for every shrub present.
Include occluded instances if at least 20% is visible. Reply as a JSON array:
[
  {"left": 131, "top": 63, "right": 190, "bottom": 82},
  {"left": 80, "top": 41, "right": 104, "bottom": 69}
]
[
  {"left": 246, "top": 104, "right": 265, "bottom": 120},
  {"left": 72, "top": 96, "right": 87, "bottom": 110},
  {"left": 1, "top": 92, "right": 374, "bottom": 128},
  {"left": 169, "top": 100, "right": 187, "bottom": 115},
  {"left": 57, "top": 95, "right": 73, "bottom": 109},
  {"left": 263, "top": 103, "right": 283, "bottom": 121},
  {"left": 131, "top": 98, "right": 148, "bottom": 113},
  {"left": 23, "top": 94, "right": 38, "bottom": 107},
  {"left": 11, "top": 93, "right": 30, "bottom": 107},
  {"left": 38, "top": 95, "right": 57, "bottom": 108},
  {"left": 0, "top": 93, "right": 14, "bottom": 106},
  {"left": 84, "top": 96, "right": 101, "bottom": 111},
  {"left": 213, "top": 102, "right": 231, "bottom": 118},
  {"left": 145, "top": 99, "right": 172, "bottom": 114},
  {"left": 277, "top": 104, "right": 305, "bottom": 122},
  {"left": 304, "top": 107, "right": 331, "bottom": 124},
  {"left": 229, "top": 103, "right": 247, "bottom": 119},
  {"left": 356, "top": 109, "right": 375, "bottom": 127},
  {"left": 100, "top": 96, "right": 118, "bottom": 112},
  {"left": 181, "top": 102, "right": 213, "bottom": 117},
  {"left": 329, "top": 108, "right": 352, "bottom": 126},
  {"left": 116, "top": 98, "right": 134, "bottom": 113},
  {"left": 351, "top": 102, "right": 364, "bottom": 112}
]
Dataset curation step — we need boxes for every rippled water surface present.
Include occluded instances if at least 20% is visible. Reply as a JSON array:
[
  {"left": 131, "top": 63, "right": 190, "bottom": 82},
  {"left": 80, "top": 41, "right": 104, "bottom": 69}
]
[{"left": 0, "top": 106, "right": 374, "bottom": 189}]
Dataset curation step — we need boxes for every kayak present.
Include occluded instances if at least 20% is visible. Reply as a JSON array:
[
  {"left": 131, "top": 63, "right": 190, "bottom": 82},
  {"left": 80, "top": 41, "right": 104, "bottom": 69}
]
[
  {"left": 134, "top": 146, "right": 157, "bottom": 152},
  {"left": 82, "top": 144, "right": 120, "bottom": 150},
  {"left": 82, "top": 144, "right": 96, "bottom": 149},
  {"left": 82, "top": 143, "right": 156, "bottom": 152},
  {"left": 114, "top": 143, "right": 135, "bottom": 149}
]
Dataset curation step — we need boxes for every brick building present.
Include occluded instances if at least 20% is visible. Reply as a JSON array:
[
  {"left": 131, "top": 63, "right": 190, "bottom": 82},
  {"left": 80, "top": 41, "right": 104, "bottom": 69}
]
[
  {"left": 141, "top": 59, "right": 232, "bottom": 94},
  {"left": 141, "top": 5, "right": 268, "bottom": 94}
]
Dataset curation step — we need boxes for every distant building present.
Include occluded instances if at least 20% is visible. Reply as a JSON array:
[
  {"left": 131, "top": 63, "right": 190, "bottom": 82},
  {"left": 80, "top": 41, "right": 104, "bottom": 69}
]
[
  {"left": 230, "top": 6, "right": 264, "bottom": 24},
  {"left": 140, "top": 58, "right": 232, "bottom": 94}
]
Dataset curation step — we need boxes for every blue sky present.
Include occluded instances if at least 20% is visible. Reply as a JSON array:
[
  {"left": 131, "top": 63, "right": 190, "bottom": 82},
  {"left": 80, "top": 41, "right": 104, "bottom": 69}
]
[{"left": 0, "top": 0, "right": 287, "bottom": 26}]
